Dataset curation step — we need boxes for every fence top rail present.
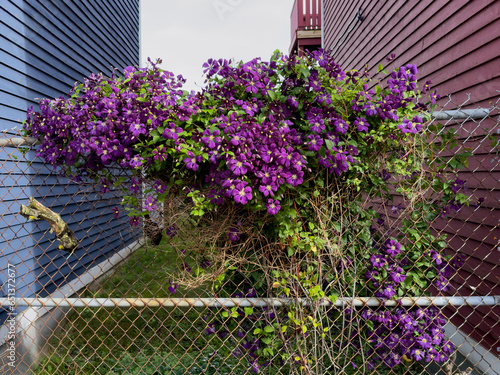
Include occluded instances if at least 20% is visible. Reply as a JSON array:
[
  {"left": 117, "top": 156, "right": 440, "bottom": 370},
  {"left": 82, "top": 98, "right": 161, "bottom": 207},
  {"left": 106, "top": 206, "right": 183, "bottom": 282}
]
[
  {"left": 431, "top": 108, "right": 492, "bottom": 120},
  {"left": 0, "top": 135, "right": 39, "bottom": 147},
  {"left": 1, "top": 296, "right": 498, "bottom": 308},
  {"left": 1, "top": 108, "right": 494, "bottom": 148}
]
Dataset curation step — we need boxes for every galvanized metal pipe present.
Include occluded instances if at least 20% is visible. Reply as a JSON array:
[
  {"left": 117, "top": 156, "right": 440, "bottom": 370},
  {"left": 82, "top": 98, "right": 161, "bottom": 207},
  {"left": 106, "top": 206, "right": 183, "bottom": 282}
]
[
  {"left": 0, "top": 136, "right": 39, "bottom": 147},
  {"left": 1, "top": 296, "right": 498, "bottom": 308},
  {"left": 432, "top": 108, "right": 491, "bottom": 120}
]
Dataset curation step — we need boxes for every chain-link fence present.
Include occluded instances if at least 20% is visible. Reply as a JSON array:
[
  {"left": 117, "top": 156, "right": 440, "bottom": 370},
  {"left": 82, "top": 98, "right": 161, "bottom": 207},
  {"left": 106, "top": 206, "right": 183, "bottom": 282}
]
[{"left": 0, "top": 95, "right": 498, "bottom": 375}]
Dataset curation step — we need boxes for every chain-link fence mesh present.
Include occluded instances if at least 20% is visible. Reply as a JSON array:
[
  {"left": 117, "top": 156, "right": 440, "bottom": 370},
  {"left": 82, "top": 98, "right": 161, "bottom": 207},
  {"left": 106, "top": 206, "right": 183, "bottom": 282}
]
[{"left": 0, "top": 95, "right": 498, "bottom": 375}]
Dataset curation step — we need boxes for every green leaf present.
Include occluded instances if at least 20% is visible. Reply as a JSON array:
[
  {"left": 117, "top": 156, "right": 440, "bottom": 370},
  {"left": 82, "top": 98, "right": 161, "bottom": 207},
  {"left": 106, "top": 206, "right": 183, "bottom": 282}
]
[
  {"left": 263, "top": 347, "right": 274, "bottom": 356},
  {"left": 299, "top": 68, "right": 310, "bottom": 78},
  {"left": 366, "top": 320, "right": 374, "bottom": 330},
  {"left": 244, "top": 307, "right": 253, "bottom": 317},
  {"left": 264, "top": 325, "right": 274, "bottom": 333},
  {"left": 325, "top": 139, "right": 335, "bottom": 151},
  {"left": 267, "top": 90, "right": 277, "bottom": 100},
  {"left": 329, "top": 294, "right": 338, "bottom": 305}
]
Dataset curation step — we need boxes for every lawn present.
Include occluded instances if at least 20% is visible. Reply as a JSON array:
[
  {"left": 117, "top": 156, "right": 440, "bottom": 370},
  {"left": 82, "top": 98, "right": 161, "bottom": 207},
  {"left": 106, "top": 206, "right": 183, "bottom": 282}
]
[{"left": 33, "top": 241, "right": 248, "bottom": 375}]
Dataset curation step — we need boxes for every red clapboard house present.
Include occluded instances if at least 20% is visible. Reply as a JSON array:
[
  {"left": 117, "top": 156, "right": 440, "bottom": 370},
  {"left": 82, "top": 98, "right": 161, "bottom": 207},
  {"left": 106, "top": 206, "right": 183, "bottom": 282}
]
[{"left": 289, "top": 0, "right": 500, "bottom": 373}]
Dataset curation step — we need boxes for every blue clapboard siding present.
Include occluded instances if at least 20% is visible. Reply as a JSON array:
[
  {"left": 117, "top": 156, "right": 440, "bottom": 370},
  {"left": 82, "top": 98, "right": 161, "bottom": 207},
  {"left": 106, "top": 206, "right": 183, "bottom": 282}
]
[{"left": 0, "top": 0, "right": 140, "bottom": 326}]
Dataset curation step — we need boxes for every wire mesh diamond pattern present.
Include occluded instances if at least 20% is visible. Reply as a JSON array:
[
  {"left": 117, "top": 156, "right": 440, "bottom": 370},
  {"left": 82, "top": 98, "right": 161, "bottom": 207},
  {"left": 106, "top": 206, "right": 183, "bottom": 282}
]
[{"left": 0, "top": 95, "right": 499, "bottom": 375}]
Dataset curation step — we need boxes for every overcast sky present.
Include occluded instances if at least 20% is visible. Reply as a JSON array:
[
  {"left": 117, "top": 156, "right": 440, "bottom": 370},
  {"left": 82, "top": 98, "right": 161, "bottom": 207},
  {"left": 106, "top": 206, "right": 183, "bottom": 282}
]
[{"left": 140, "top": 0, "right": 295, "bottom": 91}]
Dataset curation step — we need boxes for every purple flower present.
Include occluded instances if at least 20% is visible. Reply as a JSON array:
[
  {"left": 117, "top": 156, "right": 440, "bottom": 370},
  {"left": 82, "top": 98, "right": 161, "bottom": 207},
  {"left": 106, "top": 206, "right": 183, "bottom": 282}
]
[
  {"left": 184, "top": 151, "right": 202, "bottom": 171},
  {"left": 222, "top": 179, "right": 237, "bottom": 197},
  {"left": 129, "top": 177, "right": 141, "bottom": 194},
  {"left": 422, "top": 80, "right": 432, "bottom": 94},
  {"left": 168, "top": 280, "right": 178, "bottom": 294},
  {"left": 266, "top": 199, "right": 281, "bottom": 215},
  {"left": 364, "top": 102, "right": 377, "bottom": 117},
  {"left": 425, "top": 348, "right": 440, "bottom": 362},
  {"left": 229, "top": 134, "right": 243, "bottom": 146},
  {"left": 306, "top": 134, "right": 323, "bottom": 152},
  {"left": 112, "top": 206, "right": 120, "bottom": 219},
  {"left": 201, "top": 128, "right": 221, "bottom": 149},
  {"left": 165, "top": 225, "right": 178, "bottom": 238},
  {"left": 437, "top": 352, "right": 449, "bottom": 362},
  {"left": 229, "top": 227, "right": 240, "bottom": 242},
  {"left": 411, "top": 348, "right": 425, "bottom": 361},
  {"left": 385, "top": 239, "right": 401, "bottom": 257},
  {"left": 430, "top": 327, "right": 444, "bottom": 345},
  {"left": 129, "top": 155, "right": 144, "bottom": 168},
  {"left": 154, "top": 180, "right": 168, "bottom": 194},
  {"left": 233, "top": 182, "right": 252, "bottom": 204},
  {"left": 309, "top": 117, "right": 325, "bottom": 133},
  {"left": 379, "top": 169, "right": 391, "bottom": 182},
  {"left": 474, "top": 197, "right": 485, "bottom": 207},
  {"left": 391, "top": 204, "right": 403, "bottom": 214},
  {"left": 334, "top": 119, "right": 348, "bottom": 134},
  {"left": 398, "top": 118, "right": 421, "bottom": 134},
  {"left": 377, "top": 284, "right": 396, "bottom": 299},
  {"left": 205, "top": 323, "right": 216, "bottom": 335},
  {"left": 100, "top": 178, "right": 111, "bottom": 193},
  {"left": 129, "top": 216, "right": 140, "bottom": 227},
  {"left": 162, "top": 123, "right": 183, "bottom": 141},
  {"left": 286, "top": 170, "right": 304, "bottom": 187},
  {"left": 228, "top": 155, "right": 251, "bottom": 176},
  {"left": 389, "top": 267, "right": 406, "bottom": 284},
  {"left": 200, "top": 259, "right": 211, "bottom": 269},
  {"left": 430, "top": 90, "right": 440, "bottom": 104},
  {"left": 130, "top": 122, "right": 145, "bottom": 138},
  {"left": 143, "top": 196, "right": 157, "bottom": 212},
  {"left": 430, "top": 249, "right": 443, "bottom": 265},
  {"left": 249, "top": 360, "right": 261, "bottom": 374},
  {"left": 258, "top": 181, "right": 277, "bottom": 197},
  {"left": 286, "top": 95, "right": 299, "bottom": 109},
  {"left": 386, "top": 53, "right": 396, "bottom": 62},
  {"left": 370, "top": 254, "right": 387, "bottom": 270},
  {"left": 450, "top": 178, "right": 466, "bottom": 193},
  {"left": 442, "top": 340, "right": 453, "bottom": 354},
  {"left": 354, "top": 117, "right": 369, "bottom": 132},
  {"left": 417, "top": 334, "right": 433, "bottom": 350},
  {"left": 403, "top": 64, "right": 418, "bottom": 76}
]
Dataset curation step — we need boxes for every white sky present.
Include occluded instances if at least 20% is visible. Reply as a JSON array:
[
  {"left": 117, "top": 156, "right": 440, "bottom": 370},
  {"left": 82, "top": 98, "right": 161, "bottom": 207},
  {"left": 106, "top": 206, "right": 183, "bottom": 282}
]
[{"left": 140, "top": 0, "right": 295, "bottom": 92}]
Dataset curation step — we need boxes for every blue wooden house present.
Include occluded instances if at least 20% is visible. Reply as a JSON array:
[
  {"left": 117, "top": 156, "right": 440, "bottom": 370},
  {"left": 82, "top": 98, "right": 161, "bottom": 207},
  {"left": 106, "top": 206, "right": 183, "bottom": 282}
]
[{"left": 0, "top": 0, "right": 140, "bottom": 342}]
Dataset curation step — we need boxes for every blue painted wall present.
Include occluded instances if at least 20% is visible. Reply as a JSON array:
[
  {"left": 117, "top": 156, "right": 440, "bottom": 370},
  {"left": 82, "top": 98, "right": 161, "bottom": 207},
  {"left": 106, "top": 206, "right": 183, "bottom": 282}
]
[{"left": 0, "top": 0, "right": 140, "bottom": 326}]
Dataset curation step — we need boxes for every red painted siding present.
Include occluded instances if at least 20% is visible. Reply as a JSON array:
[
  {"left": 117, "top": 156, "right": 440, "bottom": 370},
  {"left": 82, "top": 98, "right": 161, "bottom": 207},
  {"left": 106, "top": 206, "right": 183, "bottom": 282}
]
[
  {"left": 323, "top": 0, "right": 500, "bottom": 359},
  {"left": 323, "top": 0, "right": 499, "bottom": 103}
]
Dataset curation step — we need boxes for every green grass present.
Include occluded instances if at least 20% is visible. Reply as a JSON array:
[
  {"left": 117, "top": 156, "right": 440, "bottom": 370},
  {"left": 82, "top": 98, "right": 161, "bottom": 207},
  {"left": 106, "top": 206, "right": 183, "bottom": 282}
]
[
  {"left": 33, "top": 241, "right": 248, "bottom": 375},
  {"left": 35, "top": 350, "right": 244, "bottom": 375},
  {"left": 33, "top": 241, "right": 433, "bottom": 375}
]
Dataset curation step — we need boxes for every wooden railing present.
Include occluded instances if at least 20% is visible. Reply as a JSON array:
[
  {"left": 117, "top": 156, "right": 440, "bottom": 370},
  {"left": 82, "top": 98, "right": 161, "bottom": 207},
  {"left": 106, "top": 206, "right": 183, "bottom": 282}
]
[{"left": 290, "top": 0, "right": 322, "bottom": 42}]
